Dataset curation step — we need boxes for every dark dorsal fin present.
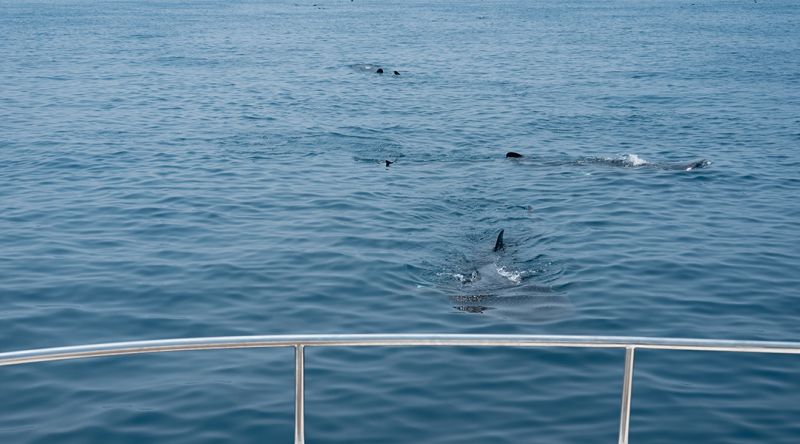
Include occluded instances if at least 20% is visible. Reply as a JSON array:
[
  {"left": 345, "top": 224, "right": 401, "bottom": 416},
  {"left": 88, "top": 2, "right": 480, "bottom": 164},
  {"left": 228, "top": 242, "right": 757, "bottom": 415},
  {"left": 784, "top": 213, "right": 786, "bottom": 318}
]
[{"left": 493, "top": 229, "right": 505, "bottom": 252}]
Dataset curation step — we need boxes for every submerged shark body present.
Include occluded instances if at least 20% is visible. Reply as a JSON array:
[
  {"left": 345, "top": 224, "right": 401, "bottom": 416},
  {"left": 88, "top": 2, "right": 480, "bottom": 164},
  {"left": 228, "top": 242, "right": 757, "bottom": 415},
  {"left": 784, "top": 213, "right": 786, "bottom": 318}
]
[
  {"left": 448, "top": 230, "right": 569, "bottom": 321},
  {"left": 349, "top": 63, "right": 401, "bottom": 76},
  {"left": 508, "top": 153, "right": 710, "bottom": 171},
  {"left": 661, "top": 159, "right": 710, "bottom": 171},
  {"left": 587, "top": 156, "right": 710, "bottom": 171}
]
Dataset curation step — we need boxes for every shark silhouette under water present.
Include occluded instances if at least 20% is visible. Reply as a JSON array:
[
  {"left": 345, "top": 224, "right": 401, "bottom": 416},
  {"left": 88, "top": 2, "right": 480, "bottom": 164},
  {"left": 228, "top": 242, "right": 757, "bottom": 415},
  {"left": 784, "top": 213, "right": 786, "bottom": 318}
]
[
  {"left": 505, "top": 152, "right": 710, "bottom": 171},
  {"left": 449, "top": 230, "right": 570, "bottom": 321}
]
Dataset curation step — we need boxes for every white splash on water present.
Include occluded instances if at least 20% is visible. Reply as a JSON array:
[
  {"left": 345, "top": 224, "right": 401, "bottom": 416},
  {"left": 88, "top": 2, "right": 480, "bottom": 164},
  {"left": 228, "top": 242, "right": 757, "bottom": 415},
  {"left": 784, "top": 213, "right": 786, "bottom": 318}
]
[
  {"left": 623, "top": 153, "right": 648, "bottom": 166},
  {"left": 496, "top": 266, "right": 522, "bottom": 284}
]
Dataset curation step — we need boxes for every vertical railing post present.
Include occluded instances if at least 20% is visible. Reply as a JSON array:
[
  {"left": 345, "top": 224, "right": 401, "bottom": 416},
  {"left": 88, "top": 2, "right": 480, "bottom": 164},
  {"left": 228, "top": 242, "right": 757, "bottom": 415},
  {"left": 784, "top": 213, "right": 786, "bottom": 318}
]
[
  {"left": 294, "top": 344, "right": 305, "bottom": 444},
  {"left": 618, "top": 347, "right": 635, "bottom": 444}
]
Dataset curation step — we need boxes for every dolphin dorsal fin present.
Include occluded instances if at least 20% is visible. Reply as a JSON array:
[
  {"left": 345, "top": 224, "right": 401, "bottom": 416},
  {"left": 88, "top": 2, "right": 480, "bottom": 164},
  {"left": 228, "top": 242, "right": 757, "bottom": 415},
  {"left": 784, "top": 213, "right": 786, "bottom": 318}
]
[{"left": 493, "top": 229, "right": 505, "bottom": 252}]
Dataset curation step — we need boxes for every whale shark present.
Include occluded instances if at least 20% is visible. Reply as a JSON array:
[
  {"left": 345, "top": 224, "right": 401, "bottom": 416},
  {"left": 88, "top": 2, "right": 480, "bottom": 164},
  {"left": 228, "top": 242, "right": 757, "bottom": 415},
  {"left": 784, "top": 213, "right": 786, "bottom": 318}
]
[
  {"left": 505, "top": 152, "right": 710, "bottom": 171},
  {"left": 348, "top": 63, "right": 402, "bottom": 76},
  {"left": 582, "top": 154, "right": 710, "bottom": 171},
  {"left": 447, "top": 230, "right": 570, "bottom": 321}
]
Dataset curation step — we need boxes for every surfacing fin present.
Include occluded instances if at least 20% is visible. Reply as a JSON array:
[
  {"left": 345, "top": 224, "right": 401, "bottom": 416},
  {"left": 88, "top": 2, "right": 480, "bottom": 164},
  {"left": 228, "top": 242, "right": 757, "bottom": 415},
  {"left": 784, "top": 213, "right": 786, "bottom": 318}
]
[{"left": 493, "top": 229, "right": 505, "bottom": 252}]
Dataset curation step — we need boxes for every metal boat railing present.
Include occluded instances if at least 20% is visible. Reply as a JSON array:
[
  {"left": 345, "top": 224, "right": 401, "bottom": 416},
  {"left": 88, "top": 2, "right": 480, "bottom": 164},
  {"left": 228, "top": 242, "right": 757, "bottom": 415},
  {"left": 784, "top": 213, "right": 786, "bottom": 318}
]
[{"left": 2, "top": 334, "right": 800, "bottom": 444}]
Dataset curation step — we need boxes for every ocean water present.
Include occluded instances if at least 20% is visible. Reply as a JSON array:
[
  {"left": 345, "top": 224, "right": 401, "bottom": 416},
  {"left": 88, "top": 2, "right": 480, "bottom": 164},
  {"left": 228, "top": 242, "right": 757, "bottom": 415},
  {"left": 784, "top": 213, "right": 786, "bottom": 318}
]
[{"left": 1, "top": 0, "right": 800, "bottom": 442}]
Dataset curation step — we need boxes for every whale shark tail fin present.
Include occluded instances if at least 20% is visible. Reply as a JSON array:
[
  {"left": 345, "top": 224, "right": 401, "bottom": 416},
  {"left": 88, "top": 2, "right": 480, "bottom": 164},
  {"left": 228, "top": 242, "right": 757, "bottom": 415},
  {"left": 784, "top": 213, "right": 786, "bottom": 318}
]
[{"left": 493, "top": 229, "right": 505, "bottom": 252}]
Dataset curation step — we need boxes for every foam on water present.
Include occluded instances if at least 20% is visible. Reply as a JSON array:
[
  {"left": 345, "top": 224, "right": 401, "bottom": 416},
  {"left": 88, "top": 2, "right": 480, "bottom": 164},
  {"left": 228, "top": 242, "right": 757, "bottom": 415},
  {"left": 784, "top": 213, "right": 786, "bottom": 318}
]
[
  {"left": 496, "top": 266, "right": 523, "bottom": 284},
  {"left": 622, "top": 153, "right": 648, "bottom": 167}
]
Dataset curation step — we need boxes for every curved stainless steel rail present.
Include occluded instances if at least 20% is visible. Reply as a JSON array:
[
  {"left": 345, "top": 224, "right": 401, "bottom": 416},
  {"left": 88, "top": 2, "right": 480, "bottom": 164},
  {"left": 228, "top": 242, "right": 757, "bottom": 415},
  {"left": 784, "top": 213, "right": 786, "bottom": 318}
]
[{"left": 2, "top": 334, "right": 800, "bottom": 444}]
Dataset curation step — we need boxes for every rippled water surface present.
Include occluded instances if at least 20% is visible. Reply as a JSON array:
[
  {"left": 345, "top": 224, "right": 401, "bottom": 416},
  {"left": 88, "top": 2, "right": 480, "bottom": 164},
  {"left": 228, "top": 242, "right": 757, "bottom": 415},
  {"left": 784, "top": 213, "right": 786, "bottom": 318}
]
[{"left": 2, "top": 0, "right": 800, "bottom": 442}]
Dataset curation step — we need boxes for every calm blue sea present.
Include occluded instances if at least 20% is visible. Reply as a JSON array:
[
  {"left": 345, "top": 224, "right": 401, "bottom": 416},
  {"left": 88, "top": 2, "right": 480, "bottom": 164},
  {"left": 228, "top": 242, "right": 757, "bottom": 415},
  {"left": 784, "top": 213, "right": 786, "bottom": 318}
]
[{"left": 1, "top": 0, "right": 800, "bottom": 442}]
